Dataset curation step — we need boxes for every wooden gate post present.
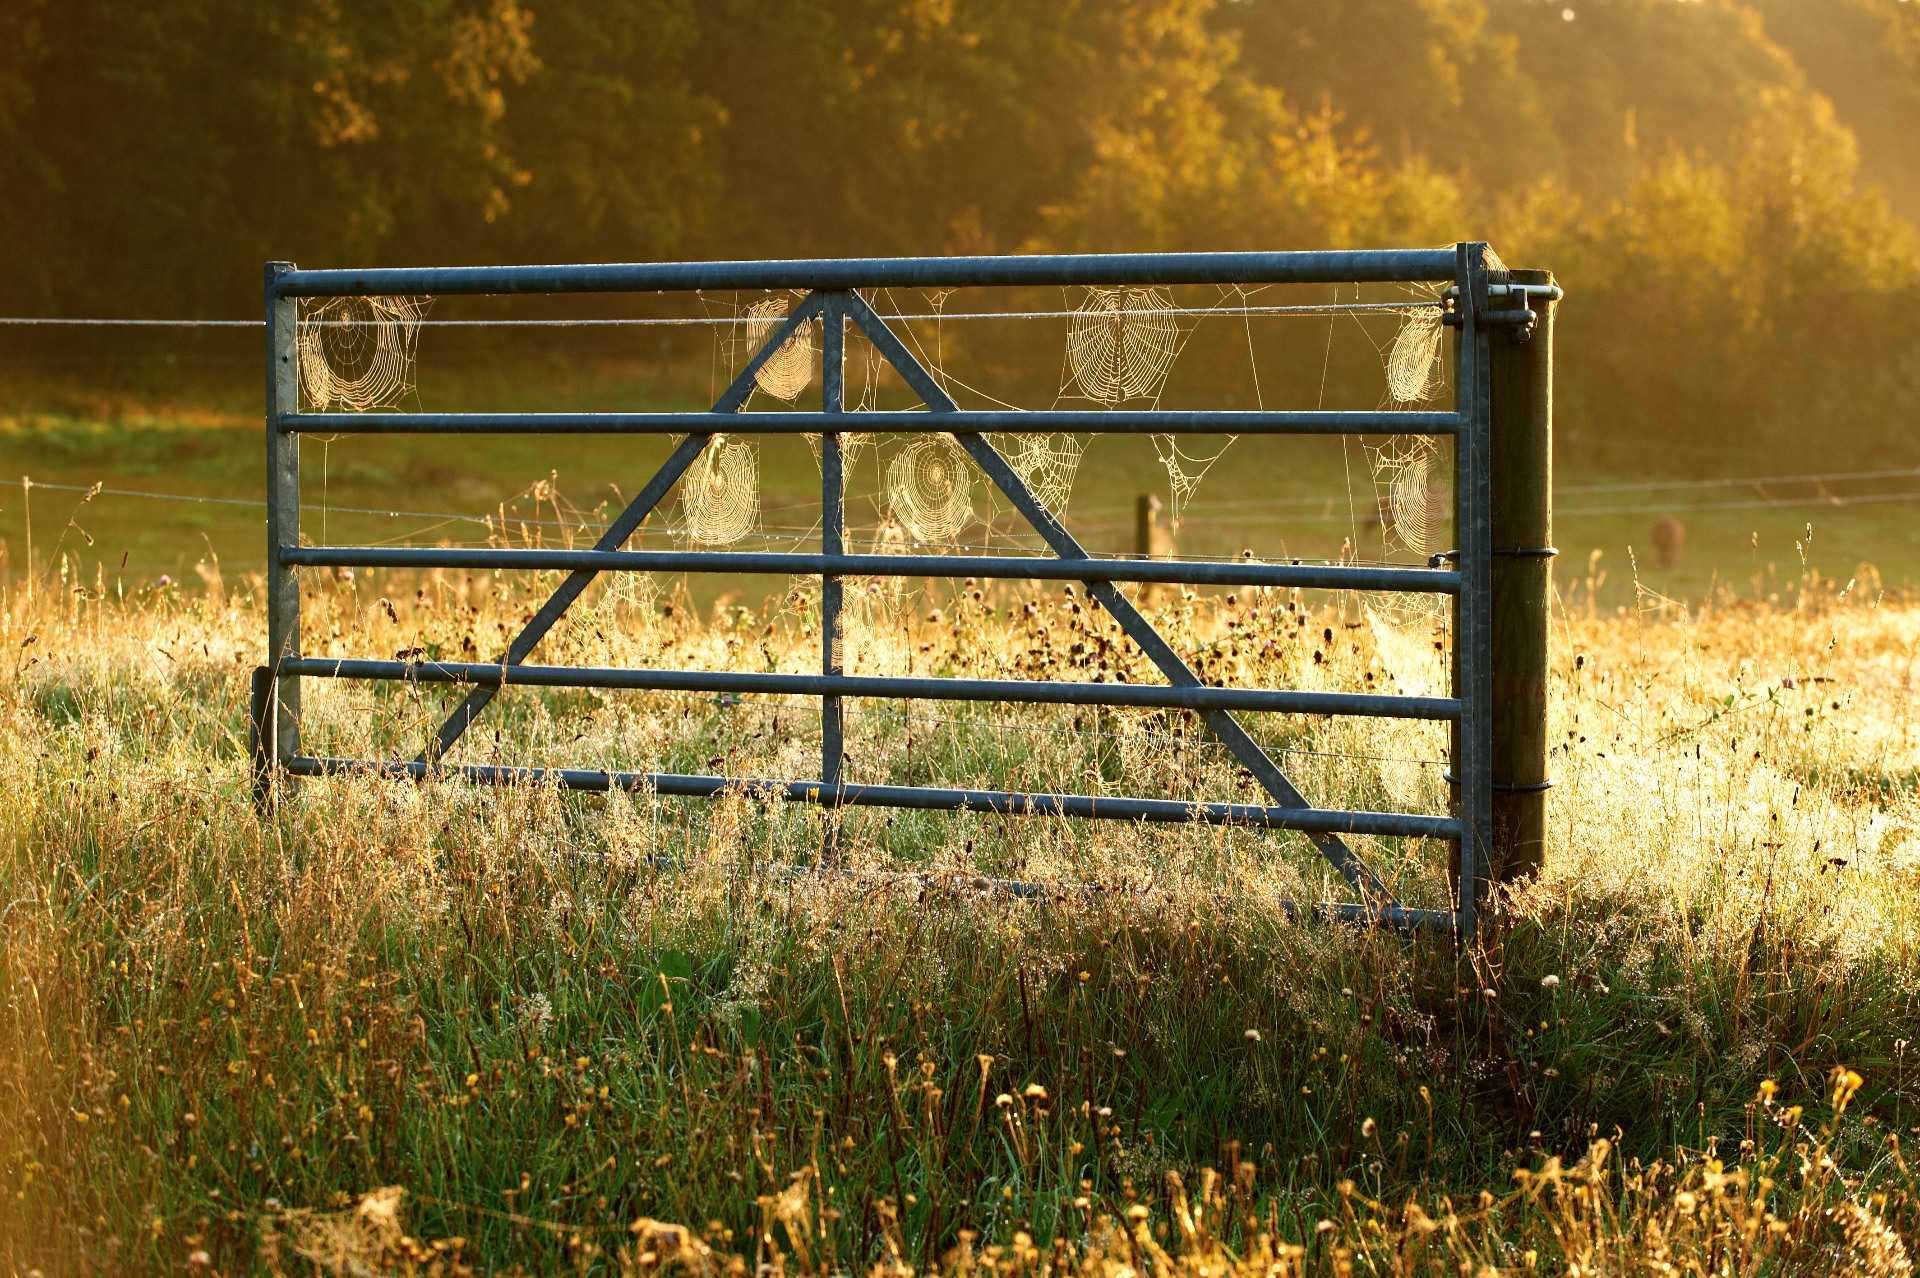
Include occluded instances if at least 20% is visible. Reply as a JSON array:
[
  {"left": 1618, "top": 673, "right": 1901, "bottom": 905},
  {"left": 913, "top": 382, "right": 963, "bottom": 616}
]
[{"left": 1487, "top": 269, "right": 1557, "bottom": 884}]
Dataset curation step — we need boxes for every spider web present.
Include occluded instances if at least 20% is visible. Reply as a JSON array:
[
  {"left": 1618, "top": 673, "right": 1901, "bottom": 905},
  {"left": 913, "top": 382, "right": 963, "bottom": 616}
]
[
  {"left": 743, "top": 296, "right": 816, "bottom": 402},
  {"left": 1384, "top": 307, "right": 1445, "bottom": 404},
  {"left": 682, "top": 435, "right": 760, "bottom": 545},
  {"left": 1063, "top": 287, "right": 1181, "bottom": 402},
  {"left": 1357, "top": 288, "right": 1454, "bottom": 630},
  {"left": 886, "top": 434, "right": 975, "bottom": 544},
  {"left": 297, "top": 296, "right": 429, "bottom": 411}
]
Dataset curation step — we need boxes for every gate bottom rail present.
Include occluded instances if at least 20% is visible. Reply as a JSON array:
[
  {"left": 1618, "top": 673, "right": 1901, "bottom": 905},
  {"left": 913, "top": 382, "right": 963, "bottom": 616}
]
[{"left": 279, "top": 753, "right": 1461, "bottom": 841}]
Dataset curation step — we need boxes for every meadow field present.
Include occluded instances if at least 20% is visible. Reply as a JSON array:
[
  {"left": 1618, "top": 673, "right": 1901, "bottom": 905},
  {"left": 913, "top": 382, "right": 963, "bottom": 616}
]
[
  {"left": 2, "top": 548, "right": 1917, "bottom": 1274},
  {"left": 12, "top": 0, "right": 1920, "bottom": 1271}
]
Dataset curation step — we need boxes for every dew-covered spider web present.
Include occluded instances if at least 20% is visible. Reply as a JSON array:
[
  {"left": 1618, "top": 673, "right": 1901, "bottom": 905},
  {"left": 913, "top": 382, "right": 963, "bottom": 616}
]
[
  {"left": 886, "top": 434, "right": 975, "bottom": 545},
  {"left": 1384, "top": 305, "right": 1446, "bottom": 404},
  {"left": 297, "top": 296, "right": 429, "bottom": 411},
  {"left": 1064, "top": 287, "right": 1182, "bottom": 403},
  {"left": 743, "top": 296, "right": 816, "bottom": 402},
  {"left": 682, "top": 436, "right": 760, "bottom": 545},
  {"left": 1357, "top": 289, "right": 1454, "bottom": 629}
]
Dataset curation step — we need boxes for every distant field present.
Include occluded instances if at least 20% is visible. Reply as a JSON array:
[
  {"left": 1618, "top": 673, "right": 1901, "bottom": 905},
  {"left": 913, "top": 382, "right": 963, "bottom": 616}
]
[{"left": 4, "top": 410, "right": 1916, "bottom": 612}]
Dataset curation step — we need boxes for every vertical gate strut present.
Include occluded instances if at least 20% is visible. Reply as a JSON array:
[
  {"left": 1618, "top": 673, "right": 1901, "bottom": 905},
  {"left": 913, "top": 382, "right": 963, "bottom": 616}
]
[
  {"left": 1451, "top": 244, "right": 1497, "bottom": 938},
  {"left": 820, "top": 294, "right": 847, "bottom": 863}
]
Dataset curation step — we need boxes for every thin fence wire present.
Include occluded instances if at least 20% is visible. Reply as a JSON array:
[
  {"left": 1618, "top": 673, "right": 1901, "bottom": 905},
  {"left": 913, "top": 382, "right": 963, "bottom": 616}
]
[{"left": 14, "top": 475, "right": 1920, "bottom": 539}]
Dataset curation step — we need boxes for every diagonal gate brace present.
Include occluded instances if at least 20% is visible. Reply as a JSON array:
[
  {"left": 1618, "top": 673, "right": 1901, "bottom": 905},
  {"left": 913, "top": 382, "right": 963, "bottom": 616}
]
[
  {"left": 844, "top": 292, "right": 1396, "bottom": 906},
  {"left": 422, "top": 293, "right": 828, "bottom": 762}
]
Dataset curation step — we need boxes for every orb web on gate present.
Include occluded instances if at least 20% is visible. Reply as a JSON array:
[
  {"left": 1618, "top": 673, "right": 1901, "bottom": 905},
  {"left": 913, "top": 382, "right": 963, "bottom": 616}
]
[
  {"left": 1358, "top": 436, "right": 1451, "bottom": 629},
  {"left": 682, "top": 436, "right": 760, "bottom": 545},
  {"left": 1385, "top": 307, "right": 1445, "bottom": 404},
  {"left": 886, "top": 435, "right": 974, "bottom": 544},
  {"left": 744, "top": 297, "right": 816, "bottom": 402},
  {"left": 997, "top": 432, "right": 1086, "bottom": 515},
  {"left": 1366, "top": 437, "right": 1448, "bottom": 561},
  {"left": 1064, "top": 287, "right": 1180, "bottom": 403},
  {"left": 297, "top": 296, "right": 429, "bottom": 411}
]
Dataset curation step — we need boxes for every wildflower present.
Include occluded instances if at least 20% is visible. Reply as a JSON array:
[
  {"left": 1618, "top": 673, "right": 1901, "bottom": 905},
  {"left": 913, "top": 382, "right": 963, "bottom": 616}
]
[
  {"left": 512, "top": 991, "right": 554, "bottom": 1038},
  {"left": 1759, "top": 1079, "right": 1778, "bottom": 1104},
  {"left": 1540, "top": 974, "right": 1560, "bottom": 989}
]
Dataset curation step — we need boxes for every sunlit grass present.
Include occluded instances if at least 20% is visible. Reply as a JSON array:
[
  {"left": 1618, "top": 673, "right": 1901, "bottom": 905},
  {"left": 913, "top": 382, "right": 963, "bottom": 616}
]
[{"left": 2, "top": 561, "right": 1916, "bottom": 1274}]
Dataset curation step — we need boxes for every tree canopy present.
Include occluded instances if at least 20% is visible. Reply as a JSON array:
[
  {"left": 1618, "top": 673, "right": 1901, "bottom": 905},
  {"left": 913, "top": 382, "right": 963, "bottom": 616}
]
[{"left": 3, "top": 0, "right": 1915, "bottom": 461}]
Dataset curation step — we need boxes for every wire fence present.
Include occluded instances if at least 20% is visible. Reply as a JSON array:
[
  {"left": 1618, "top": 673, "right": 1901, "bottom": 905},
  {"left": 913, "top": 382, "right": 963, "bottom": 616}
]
[{"left": 15, "top": 471, "right": 1920, "bottom": 533}]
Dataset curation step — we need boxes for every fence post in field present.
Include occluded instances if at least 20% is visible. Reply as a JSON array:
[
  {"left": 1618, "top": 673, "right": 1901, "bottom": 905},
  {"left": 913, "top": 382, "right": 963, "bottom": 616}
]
[
  {"left": 1135, "top": 492, "right": 1162, "bottom": 560},
  {"left": 1487, "top": 268, "right": 1557, "bottom": 886},
  {"left": 264, "top": 261, "right": 301, "bottom": 789}
]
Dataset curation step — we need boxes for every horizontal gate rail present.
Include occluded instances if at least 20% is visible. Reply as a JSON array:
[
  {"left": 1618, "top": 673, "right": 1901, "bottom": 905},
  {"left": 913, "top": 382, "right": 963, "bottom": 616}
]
[
  {"left": 272, "top": 248, "right": 1460, "bottom": 297},
  {"left": 280, "top": 656, "right": 1461, "bottom": 720},
  {"left": 278, "top": 410, "right": 1460, "bottom": 436},
  {"left": 280, "top": 755, "right": 1462, "bottom": 841},
  {"left": 256, "top": 243, "right": 1514, "bottom": 938},
  {"left": 281, "top": 545, "right": 1460, "bottom": 593}
]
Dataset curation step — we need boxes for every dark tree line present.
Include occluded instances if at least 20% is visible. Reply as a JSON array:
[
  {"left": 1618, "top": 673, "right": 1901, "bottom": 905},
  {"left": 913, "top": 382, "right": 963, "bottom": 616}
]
[{"left": 3, "top": 0, "right": 1917, "bottom": 461}]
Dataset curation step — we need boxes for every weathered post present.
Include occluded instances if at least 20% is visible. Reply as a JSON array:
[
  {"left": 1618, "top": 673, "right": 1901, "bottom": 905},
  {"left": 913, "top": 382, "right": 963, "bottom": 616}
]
[
  {"left": 264, "top": 262, "right": 301, "bottom": 792},
  {"left": 1135, "top": 492, "right": 1162, "bottom": 559},
  {"left": 1486, "top": 269, "right": 1556, "bottom": 884}
]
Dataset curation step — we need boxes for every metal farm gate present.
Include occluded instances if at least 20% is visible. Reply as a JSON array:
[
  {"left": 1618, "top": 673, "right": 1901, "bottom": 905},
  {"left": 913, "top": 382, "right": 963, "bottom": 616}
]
[{"left": 250, "top": 244, "right": 1558, "bottom": 937}]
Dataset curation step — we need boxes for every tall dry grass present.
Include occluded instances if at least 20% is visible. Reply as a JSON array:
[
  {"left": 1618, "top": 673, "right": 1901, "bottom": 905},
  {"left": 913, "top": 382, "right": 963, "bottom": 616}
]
[{"left": 1, "top": 559, "right": 1916, "bottom": 1273}]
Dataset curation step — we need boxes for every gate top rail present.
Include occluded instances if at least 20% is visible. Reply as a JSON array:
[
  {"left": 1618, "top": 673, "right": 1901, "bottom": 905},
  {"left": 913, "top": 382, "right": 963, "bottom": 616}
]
[{"left": 272, "top": 248, "right": 1460, "bottom": 298}]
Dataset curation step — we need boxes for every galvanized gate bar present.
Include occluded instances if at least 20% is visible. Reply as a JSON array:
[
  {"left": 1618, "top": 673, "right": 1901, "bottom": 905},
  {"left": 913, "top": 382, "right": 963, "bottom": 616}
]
[
  {"left": 273, "top": 248, "right": 1461, "bottom": 297},
  {"left": 279, "top": 657, "right": 1461, "bottom": 720},
  {"left": 280, "top": 546, "right": 1461, "bottom": 593},
  {"left": 843, "top": 292, "right": 1396, "bottom": 905},
  {"left": 279, "top": 409, "right": 1460, "bottom": 436},
  {"left": 420, "top": 294, "right": 828, "bottom": 761},
  {"left": 280, "top": 755, "right": 1463, "bottom": 841}
]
